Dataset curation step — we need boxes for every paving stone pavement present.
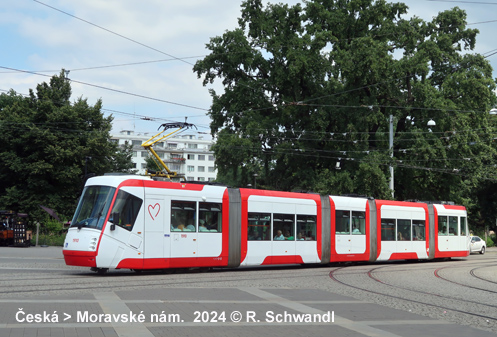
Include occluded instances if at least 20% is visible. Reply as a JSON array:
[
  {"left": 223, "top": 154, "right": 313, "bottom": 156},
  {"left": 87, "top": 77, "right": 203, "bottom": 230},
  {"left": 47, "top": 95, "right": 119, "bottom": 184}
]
[{"left": 0, "top": 246, "right": 496, "bottom": 336}]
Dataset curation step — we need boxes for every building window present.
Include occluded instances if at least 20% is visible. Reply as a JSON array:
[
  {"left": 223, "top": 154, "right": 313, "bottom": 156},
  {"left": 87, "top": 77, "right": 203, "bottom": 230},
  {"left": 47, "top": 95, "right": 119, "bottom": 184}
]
[
  {"left": 141, "top": 151, "right": 148, "bottom": 157},
  {"left": 170, "top": 164, "right": 181, "bottom": 171},
  {"left": 168, "top": 143, "right": 177, "bottom": 149},
  {"left": 157, "top": 152, "right": 164, "bottom": 158},
  {"left": 187, "top": 176, "right": 194, "bottom": 181},
  {"left": 198, "top": 166, "right": 205, "bottom": 172},
  {"left": 198, "top": 155, "right": 205, "bottom": 160},
  {"left": 132, "top": 140, "right": 141, "bottom": 146},
  {"left": 141, "top": 163, "right": 147, "bottom": 169},
  {"left": 208, "top": 166, "right": 215, "bottom": 173},
  {"left": 187, "top": 166, "right": 195, "bottom": 172},
  {"left": 187, "top": 154, "right": 195, "bottom": 160},
  {"left": 198, "top": 177, "right": 205, "bottom": 181},
  {"left": 132, "top": 151, "right": 138, "bottom": 157},
  {"left": 208, "top": 155, "right": 215, "bottom": 161},
  {"left": 208, "top": 178, "right": 215, "bottom": 182},
  {"left": 188, "top": 143, "right": 198, "bottom": 149}
]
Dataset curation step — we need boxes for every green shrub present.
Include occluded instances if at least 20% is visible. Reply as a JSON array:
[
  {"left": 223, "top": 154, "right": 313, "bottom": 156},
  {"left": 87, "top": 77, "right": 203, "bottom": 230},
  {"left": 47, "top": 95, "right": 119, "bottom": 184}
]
[
  {"left": 43, "top": 218, "right": 63, "bottom": 233},
  {"left": 485, "top": 236, "right": 495, "bottom": 248},
  {"left": 36, "top": 233, "right": 66, "bottom": 246}
]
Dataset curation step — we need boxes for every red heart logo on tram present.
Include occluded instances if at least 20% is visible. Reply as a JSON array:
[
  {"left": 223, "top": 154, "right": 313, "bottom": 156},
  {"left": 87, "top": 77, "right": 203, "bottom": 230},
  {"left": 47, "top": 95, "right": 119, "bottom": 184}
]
[{"left": 148, "top": 203, "right": 160, "bottom": 220}]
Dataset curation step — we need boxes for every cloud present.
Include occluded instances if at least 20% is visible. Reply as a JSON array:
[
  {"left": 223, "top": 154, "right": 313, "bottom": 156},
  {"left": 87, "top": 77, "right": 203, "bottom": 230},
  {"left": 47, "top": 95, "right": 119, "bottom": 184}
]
[{"left": 1, "top": 0, "right": 495, "bottom": 138}]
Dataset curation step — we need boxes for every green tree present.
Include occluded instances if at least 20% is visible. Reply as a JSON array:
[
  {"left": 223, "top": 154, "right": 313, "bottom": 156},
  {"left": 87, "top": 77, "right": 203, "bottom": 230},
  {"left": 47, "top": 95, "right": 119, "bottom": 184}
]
[
  {"left": 194, "top": 0, "right": 496, "bottom": 209},
  {"left": 0, "top": 71, "right": 135, "bottom": 220}
]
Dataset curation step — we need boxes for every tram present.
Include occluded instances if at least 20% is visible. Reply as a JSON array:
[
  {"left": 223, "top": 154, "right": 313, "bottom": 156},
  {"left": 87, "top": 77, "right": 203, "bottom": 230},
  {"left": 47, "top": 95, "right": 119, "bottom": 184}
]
[{"left": 62, "top": 175, "right": 470, "bottom": 272}]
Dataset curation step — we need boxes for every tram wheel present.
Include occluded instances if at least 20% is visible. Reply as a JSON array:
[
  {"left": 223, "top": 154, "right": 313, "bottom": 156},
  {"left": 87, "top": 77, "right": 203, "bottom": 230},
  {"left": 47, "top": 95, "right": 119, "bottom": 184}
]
[{"left": 91, "top": 268, "right": 108, "bottom": 275}]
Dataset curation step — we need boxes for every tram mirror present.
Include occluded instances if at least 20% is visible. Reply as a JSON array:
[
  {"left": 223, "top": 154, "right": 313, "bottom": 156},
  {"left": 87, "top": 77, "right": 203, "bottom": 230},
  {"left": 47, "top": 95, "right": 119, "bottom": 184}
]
[{"left": 110, "top": 212, "right": 120, "bottom": 231}]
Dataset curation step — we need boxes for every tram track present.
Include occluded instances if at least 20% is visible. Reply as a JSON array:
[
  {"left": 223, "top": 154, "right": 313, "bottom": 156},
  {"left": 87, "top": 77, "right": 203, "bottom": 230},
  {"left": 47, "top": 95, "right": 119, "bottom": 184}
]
[
  {"left": 434, "top": 263, "right": 497, "bottom": 294},
  {"left": 469, "top": 266, "right": 497, "bottom": 285},
  {"left": 329, "top": 262, "right": 497, "bottom": 323},
  {"left": 365, "top": 264, "right": 497, "bottom": 309},
  {"left": 0, "top": 266, "right": 332, "bottom": 296}
]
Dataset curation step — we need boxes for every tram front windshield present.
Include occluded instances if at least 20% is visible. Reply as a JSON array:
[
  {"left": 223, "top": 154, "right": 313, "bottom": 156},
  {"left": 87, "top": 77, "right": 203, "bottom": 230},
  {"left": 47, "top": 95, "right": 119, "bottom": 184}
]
[{"left": 70, "top": 186, "right": 116, "bottom": 230}]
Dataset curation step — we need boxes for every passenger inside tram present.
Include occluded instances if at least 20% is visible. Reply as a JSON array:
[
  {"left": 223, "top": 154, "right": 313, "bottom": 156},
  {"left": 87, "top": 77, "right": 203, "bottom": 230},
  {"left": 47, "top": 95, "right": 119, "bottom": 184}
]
[
  {"left": 199, "top": 220, "right": 209, "bottom": 232},
  {"left": 274, "top": 230, "right": 285, "bottom": 240}
]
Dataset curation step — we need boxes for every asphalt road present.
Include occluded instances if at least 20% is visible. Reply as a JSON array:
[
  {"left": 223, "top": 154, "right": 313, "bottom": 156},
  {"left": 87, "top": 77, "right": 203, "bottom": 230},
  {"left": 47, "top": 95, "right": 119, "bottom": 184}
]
[{"left": 0, "top": 246, "right": 495, "bottom": 337}]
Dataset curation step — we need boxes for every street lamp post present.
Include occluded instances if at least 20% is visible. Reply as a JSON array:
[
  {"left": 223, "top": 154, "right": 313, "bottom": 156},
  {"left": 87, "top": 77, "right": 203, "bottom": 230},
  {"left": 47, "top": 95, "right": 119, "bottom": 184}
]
[
  {"left": 389, "top": 116, "right": 436, "bottom": 198},
  {"left": 389, "top": 115, "right": 394, "bottom": 199}
]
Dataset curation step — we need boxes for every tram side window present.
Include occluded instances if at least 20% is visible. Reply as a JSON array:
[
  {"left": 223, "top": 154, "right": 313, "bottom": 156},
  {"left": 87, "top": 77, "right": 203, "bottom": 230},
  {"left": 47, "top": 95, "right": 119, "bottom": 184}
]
[
  {"left": 381, "top": 219, "right": 395, "bottom": 241},
  {"left": 248, "top": 213, "right": 271, "bottom": 241},
  {"left": 397, "top": 219, "right": 411, "bottom": 241},
  {"left": 171, "top": 201, "right": 196, "bottom": 232},
  {"left": 336, "top": 210, "right": 350, "bottom": 234},
  {"left": 460, "top": 217, "right": 467, "bottom": 236},
  {"left": 412, "top": 220, "right": 426, "bottom": 241},
  {"left": 273, "top": 213, "right": 295, "bottom": 240},
  {"left": 438, "top": 216, "right": 448, "bottom": 235},
  {"left": 352, "top": 211, "right": 366, "bottom": 235},
  {"left": 296, "top": 215, "right": 316, "bottom": 240},
  {"left": 449, "top": 216, "right": 458, "bottom": 236},
  {"left": 111, "top": 190, "right": 143, "bottom": 232},
  {"left": 199, "top": 202, "right": 222, "bottom": 233}
]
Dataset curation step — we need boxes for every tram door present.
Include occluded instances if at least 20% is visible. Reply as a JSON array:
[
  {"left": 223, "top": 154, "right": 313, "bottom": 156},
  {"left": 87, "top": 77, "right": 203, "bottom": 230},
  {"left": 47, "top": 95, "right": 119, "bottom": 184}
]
[
  {"left": 271, "top": 203, "right": 296, "bottom": 263},
  {"left": 144, "top": 196, "right": 166, "bottom": 259},
  {"left": 437, "top": 213, "right": 466, "bottom": 252},
  {"left": 107, "top": 187, "right": 145, "bottom": 260}
]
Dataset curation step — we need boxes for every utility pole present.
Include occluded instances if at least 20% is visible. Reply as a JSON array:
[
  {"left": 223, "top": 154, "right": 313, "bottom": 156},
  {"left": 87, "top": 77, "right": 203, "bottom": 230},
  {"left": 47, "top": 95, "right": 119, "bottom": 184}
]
[{"left": 389, "top": 114, "right": 394, "bottom": 199}]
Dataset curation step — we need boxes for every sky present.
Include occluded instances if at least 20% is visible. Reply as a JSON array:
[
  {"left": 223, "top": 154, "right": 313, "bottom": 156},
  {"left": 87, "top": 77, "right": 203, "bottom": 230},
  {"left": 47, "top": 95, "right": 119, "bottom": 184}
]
[{"left": 1, "top": 0, "right": 496, "bottom": 138}]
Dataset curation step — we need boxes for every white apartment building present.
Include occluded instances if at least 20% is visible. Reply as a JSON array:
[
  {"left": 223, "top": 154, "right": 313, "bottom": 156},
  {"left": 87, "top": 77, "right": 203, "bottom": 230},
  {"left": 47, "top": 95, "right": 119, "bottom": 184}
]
[{"left": 111, "top": 130, "right": 217, "bottom": 182}]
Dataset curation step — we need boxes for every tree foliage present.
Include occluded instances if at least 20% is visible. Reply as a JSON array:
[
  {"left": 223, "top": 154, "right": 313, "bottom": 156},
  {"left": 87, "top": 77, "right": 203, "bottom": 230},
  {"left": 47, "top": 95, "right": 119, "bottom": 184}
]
[
  {"left": 194, "top": 0, "right": 497, "bottom": 230},
  {"left": 0, "top": 71, "right": 135, "bottom": 220}
]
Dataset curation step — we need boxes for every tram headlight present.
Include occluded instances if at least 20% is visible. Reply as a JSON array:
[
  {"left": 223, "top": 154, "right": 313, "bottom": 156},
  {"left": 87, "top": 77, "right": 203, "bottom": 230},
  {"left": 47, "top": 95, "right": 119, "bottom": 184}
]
[{"left": 89, "top": 237, "right": 97, "bottom": 250}]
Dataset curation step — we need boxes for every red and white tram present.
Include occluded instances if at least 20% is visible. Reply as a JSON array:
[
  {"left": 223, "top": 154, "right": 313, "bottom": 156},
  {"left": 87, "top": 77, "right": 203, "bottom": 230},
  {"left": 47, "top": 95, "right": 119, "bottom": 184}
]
[{"left": 63, "top": 175, "right": 470, "bottom": 272}]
